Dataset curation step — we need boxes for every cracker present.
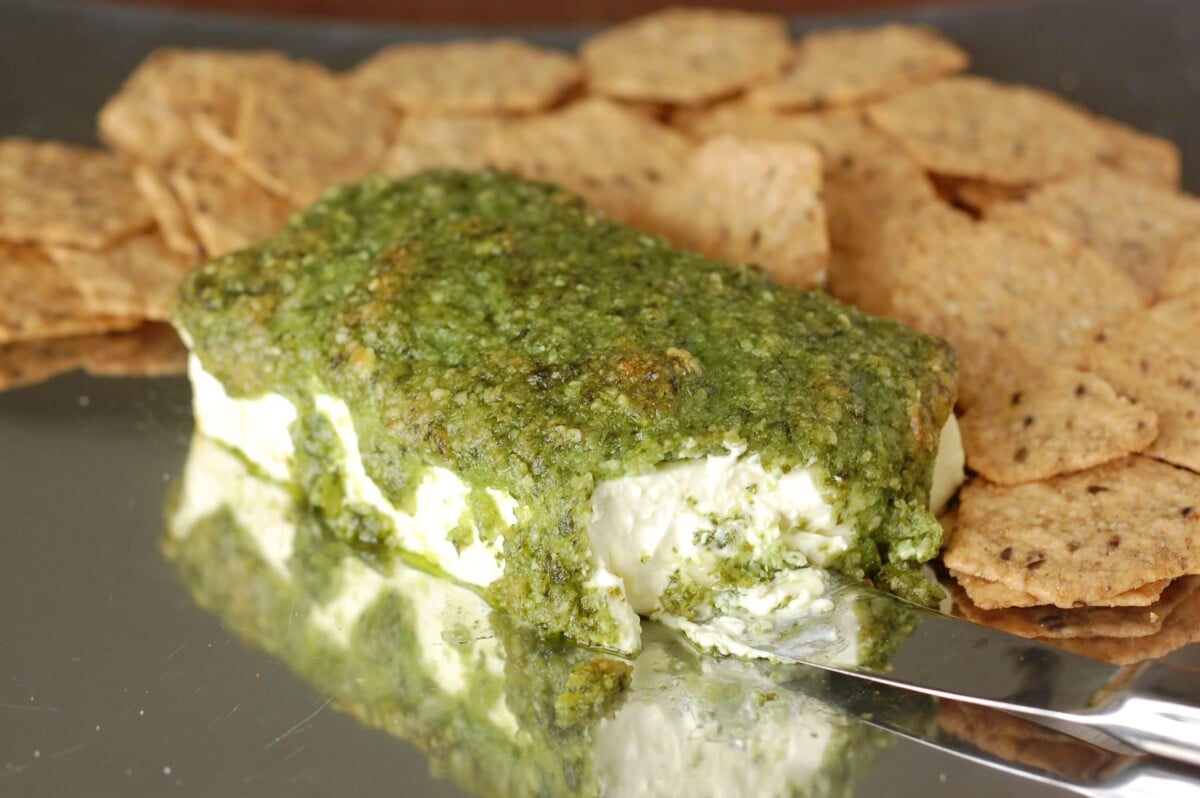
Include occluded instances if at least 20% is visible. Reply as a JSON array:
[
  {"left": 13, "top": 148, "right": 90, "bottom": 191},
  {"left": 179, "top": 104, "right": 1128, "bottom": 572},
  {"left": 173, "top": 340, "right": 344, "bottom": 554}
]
[
  {"left": 930, "top": 175, "right": 1027, "bottom": 214},
  {"left": 949, "top": 576, "right": 1194, "bottom": 639},
  {"left": 1092, "top": 115, "right": 1182, "bottom": 188},
  {"left": 231, "top": 65, "right": 394, "bottom": 205},
  {"left": 169, "top": 147, "right": 296, "bottom": 258},
  {"left": 0, "top": 243, "right": 138, "bottom": 343},
  {"left": 0, "top": 334, "right": 89, "bottom": 391},
  {"left": 486, "top": 99, "right": 690, "bottom": 224},
  {"left": 383, "top": 115, "right": 503, "bottom": 178},
  {"left": 943, "top": 456, "right": 1200, "bottom": 607},
  {"left": 0, "top": 139, "right": 152, "bottom": 250},
  {"left": 132, "top": 165, "right": 203, "bottom": 258},
  {"left": 937, "top": 701, "right": 1119, "bottom": 781},
  {"left": 641, "top": 136, "right": 828, "bottom": 288},
  {"left": 1077, "top": 292, "right": 1200, "bottom": 472},
  {"left": 674, "top": 105, "right": 938, "bottom": 313},
  {"left": 958, "top": 368, "right": 1158, "bottom": 485},
  {"left": 350, "top": 39, "right": 579, "bottom": 113},
  {"left": 81, "top": 322, "right": 187, "bottom": 378},
  {"left": 1161, "top": 234, "right": 1200, "bottom": 298},
  {"left": 747, "top": 24, "right": 968, "bottom": 110},
  {"left": 47, "top": 232, "right": 194, "bottom": 321},
  {"left": 888, "top": 206, "right": 1149, "bottom": 408},
  {"left": 580, "top": 8, "right": 791, "bottom": 106},
  {"left": 953, "top": 571, "right": 1169, "bottom": 610},
  {"left": 98, "top": 49, "right": 295, "bottom": 166},
  {"left": 1049, "top": 579, "right": 1200, "bottom": 665},
  {"left": 865, "top": 76, "right": 1110, "bottom": 186},
  {"left": 995, "top": 167, "right": 1200, "bottom": 295}
]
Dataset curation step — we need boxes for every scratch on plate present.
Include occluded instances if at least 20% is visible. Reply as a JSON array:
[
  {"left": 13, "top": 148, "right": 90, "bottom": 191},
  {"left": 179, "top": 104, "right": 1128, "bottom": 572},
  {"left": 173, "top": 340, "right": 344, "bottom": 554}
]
[{"left": 264, "top": 697, "right": 333, "bottom": 750}]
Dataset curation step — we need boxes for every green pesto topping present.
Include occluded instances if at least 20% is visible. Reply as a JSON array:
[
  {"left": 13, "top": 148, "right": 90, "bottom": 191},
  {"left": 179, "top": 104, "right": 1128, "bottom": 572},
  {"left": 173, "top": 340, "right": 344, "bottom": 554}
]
[{"left": 174, "top": 170, "right": 956, "bottom": 645}]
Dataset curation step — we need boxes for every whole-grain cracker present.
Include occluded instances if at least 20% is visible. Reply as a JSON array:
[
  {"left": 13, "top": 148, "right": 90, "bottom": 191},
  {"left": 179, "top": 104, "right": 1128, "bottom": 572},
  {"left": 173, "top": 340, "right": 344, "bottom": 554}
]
[
  {"left": 953, "top": 571, "right": 1169, "bottom": 610},
  {"left": 486, "top": 99, "right": 690, "bottom": 224},
  {"left": 958, "top": 368, "right": 1158, "bottom": 485},
  {"left": 384, "top": 115, "right": 504, "bottom": 178},
  {"left": 865, "top": 76, "right": 1110, "bottom": 186},
  {"left": 1077, "top": 292, "right": 1200, "bottom": 472},
  {"left": 0, "top": 139, "right": 152, "bottom": 250},
  {"left": 168, "top": 147, "right": 296, "bottom": 258},
  {"left": 888, "top": 206, "right": 1149, "bottom": 408},
  {"left": 1092, "top": 115, "right": 1182, "bottom": 188},
  {"left": 1049, "top": 579, "right": 1200, "bottom": 664},
  {"left": 133, "top": 165, "right": 203, "bottom": 258},
  {"left": 581, "top": 8, "right": 791, "bottom": 106},
  {"left": 994, "top": 166, "right": 1200, "bottom": 295},
  {"left": 48, "top": 232, "right": 194, "bottom": 321},
  {"left": 81, "top": 322, "right": 187, "bottom": 378},
  {"left": 943, "top": 456, "right": 1200, "bottom": 607},
  {"left": 747, "top": 24, "right": 967, "bottom": 110},
  {"left": 642, "top": 136, "right": 828, "bottom": 288},
  {"left": 350, "top": 39, "right": 579, "bottom": 113},
  {"left": 1161, "top": 234, "right": 1200, "bottom": 298}
]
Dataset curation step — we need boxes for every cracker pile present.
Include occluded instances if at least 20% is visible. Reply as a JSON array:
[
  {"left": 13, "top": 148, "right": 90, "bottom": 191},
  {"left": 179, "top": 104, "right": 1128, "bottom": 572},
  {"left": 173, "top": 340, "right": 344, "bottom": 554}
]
[{"left": 4, "top": 9, "right": 1199, "bottom": 662}]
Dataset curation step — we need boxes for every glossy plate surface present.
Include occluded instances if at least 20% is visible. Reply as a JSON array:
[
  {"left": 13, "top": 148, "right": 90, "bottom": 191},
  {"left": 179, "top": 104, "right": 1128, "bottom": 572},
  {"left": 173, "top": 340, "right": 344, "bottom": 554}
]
[{"left": 2, "top": 0, "right": 1199, "bottom": 795}]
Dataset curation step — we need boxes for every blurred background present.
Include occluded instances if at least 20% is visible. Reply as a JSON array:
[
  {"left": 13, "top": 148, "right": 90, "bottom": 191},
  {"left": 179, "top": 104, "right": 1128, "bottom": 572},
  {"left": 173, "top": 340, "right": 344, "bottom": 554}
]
[{"left": 84, "top": 0, "right": 1005, "bottom": 26}]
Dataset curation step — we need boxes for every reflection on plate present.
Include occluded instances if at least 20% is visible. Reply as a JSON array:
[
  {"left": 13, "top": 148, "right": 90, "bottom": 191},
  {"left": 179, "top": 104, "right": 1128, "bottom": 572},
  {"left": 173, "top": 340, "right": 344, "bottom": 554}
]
[{"left": 164, "top": 435, "right": 897, "bottom": 797}]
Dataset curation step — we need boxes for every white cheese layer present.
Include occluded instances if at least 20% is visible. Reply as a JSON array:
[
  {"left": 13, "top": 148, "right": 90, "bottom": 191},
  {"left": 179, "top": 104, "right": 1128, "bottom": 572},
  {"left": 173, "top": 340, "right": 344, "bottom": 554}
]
[{"left": 189, "top": 358, "right": 965, "bottom": 656}]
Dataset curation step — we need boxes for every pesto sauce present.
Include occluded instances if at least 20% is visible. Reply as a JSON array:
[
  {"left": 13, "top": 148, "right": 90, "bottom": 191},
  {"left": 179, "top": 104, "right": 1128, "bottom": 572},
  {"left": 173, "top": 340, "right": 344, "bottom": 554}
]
[{"left": 174, "top": 171, "right": 956, "bottom": 644}]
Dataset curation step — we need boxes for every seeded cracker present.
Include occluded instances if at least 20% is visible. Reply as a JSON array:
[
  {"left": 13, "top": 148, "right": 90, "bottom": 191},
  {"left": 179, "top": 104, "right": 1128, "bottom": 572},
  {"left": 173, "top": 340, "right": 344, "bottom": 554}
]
[
  {"left": 958, "top": 368, "right": 1158, "bottom": 485},
  {"left": 580, "top": 8, "right": 791, "bottom": 106},
  {"left": 996, "top": 167, "right": 1200, "bottom": 295},
  {"left": 169, "top": 147, "right": 296, "bottom": 258},
  {"left": 642, "top": 136, "right": 828, "bottom": 288},
  {"left": 1078, "top": 292, "right": 1200, "bottom": 472},
  {"left": 948, "top": 577, "right": 1195, "bottom": 639},
  {"left": 1092, "top": 115, "right": 1182, "bottom": 188},
  {"left": 1161, "top": 234, "right": 1200, "bottom": 298},
  {"left": 887, "top": 205, "right": 1148, "bottom": 408},
  {"left": 930, "top": 175, "right": 1027, "bottom": 214},
  {"left": 132, "top": 165, "right": 202, "bottom": 258},
  {"left": 81, "top": 323, "right": 187, "bottom": 378},
  {"left": 0, "top": 139, "right": 152, "bottom": 250},
  {"left": 747, "top": 24, "right": 968, "bottom": 110},
  {"left": 47, "top": 233, "right": 194, "bottom": 321},
  {"left": 487, "top": 99, "right": 690, "bottom": 224},
  {"left": 953, "top": 572, "right": 1170, "bottom": 610},
  {"left": 231, "top": 67, "right": 393, "bottom": 205},
  {"left": 1051, "top": 581, "right": 1200, "bottom": 664},
  {"left": 0, "top": 243, "right": 137, "bottom": 343},
  {"left": 350, "top": 40, "right": 579, "bottom": 113},
  {"left": 865, "top": 76, "right": 1110, "bottom": 186},
  {"left": 675, "top": 105, "right": 938, "bottom": 313},
  {"left": 384, "top": 115, "right": 504, "bottom": 178},
  {"left": 943, "top": 456, "right": 1200, "bottom": 607}
]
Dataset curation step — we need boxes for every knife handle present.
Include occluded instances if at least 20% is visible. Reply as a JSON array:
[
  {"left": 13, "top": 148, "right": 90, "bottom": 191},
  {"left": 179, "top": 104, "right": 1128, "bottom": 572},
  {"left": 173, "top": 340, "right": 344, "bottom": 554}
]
[{"left": 1085, "top": 662, "right": 1200, "bottom": 768}]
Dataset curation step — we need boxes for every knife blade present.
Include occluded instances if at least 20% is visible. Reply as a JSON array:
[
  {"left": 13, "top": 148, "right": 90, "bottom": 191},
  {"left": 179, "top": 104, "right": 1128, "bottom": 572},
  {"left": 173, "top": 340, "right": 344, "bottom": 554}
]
[{"left": 715, "top": 574, "right": 1200, "bottom": 768}]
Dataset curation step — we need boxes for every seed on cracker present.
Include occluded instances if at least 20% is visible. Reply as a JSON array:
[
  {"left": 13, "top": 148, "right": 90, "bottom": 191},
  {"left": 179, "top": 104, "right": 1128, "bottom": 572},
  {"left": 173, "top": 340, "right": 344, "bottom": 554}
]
[
  {"left": 1078, "top": 292, "right": 1200, "bottom": 472},
  {"left": 948, "top": 576, "right": 1194, "bottom": 639},
  {"left": 1161, "top": 234, "right": 1200, "bottom": 298},
  {"left": 995, "top": 167, "right": 1200, "bottom": 295},
  {"left": 888, "top": 205, "right": 1149, "bottom": 408},
  {"left": 384, "top": 115, "right": 504, "bottom": 178},
  {"left": 641, "top": 136, "right": 828, "bottom": 288},
  {"left": 865, "top": 76, "right": 1110, "bottom": 186},
  {"left": 168, "top": 147, "right": 296, "bottom": 258},
  {"left": 1049, "top": 579, "right": 1200, "bottom": 665},
  {"left": 0, "top": 243, "right": 138, "bottom": 343},
  {"left": 47, "top": 232, "right": 194, "bottom": 322},
  {"left": 747, "top": 24, "right": 968, "bottom": 110},
  {"left": 231, "top": 65, "right": 394, "bottom": 205},
  {"left": 958, "top": 368, "right": 1158, "bottom": 485},
  {"left": 350, "top": 39, "right": 580, "bottom": 113},
  {"left": 487, "top": 98, "right": 690, "bottom": 224},
  {"left": 943, "top": 455, "right": 1200, "bottom": 607},
  {"left": 0, "top": 139, "right": 152, "bottom": 250},
  {"left": 953, "top": 571, "right": 1169, "bottom": 610},
  {"left": 581, "top": 8, "right": 791, "bottom": 106}
]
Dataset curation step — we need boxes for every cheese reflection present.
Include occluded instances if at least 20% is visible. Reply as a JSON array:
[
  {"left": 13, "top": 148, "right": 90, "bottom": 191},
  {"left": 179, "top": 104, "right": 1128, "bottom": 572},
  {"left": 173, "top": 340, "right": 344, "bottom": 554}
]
[{"left": 166, "top": 435, "right": 894, "bottom": 798}]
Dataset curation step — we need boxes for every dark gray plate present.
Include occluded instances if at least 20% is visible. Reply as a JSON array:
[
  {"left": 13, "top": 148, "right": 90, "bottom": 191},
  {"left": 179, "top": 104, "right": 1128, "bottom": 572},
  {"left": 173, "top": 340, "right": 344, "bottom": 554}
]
[{"left": 1, "top": 1, "right": 1198, "bottom": 796}]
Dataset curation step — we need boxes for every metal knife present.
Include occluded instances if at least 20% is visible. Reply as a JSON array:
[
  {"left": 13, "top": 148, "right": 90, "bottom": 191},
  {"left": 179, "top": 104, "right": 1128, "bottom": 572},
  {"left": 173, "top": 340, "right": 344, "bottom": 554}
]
[{"left": 724, "top": 575, "right": 1200, "bottom": 769}]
